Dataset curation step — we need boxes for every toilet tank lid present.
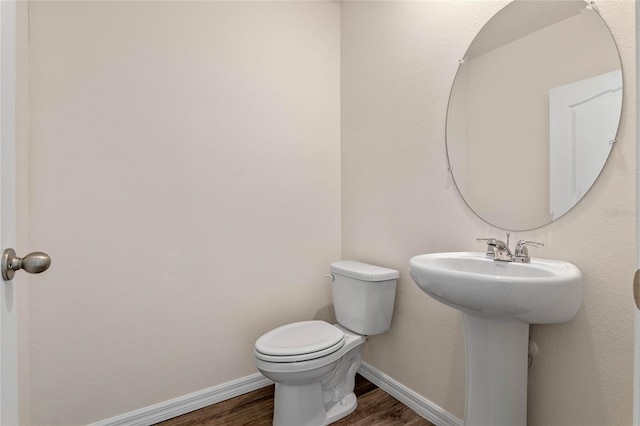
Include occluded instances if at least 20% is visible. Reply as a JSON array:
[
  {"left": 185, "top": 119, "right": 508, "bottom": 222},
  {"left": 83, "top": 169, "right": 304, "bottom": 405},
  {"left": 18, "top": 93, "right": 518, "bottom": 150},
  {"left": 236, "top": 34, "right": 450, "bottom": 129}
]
[{"left": 330, "top": 260, "right": 399, "bottom": 281}]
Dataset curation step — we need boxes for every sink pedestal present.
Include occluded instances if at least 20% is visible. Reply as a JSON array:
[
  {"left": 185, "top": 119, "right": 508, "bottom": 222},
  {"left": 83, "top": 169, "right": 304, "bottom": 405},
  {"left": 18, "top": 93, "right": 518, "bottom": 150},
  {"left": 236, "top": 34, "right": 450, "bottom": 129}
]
[
  {"left": 463, "top": 313, "right": 528, "bottom": 426},
  {"left": 409, "top": 252, "right": 583, "bottom": 426}
]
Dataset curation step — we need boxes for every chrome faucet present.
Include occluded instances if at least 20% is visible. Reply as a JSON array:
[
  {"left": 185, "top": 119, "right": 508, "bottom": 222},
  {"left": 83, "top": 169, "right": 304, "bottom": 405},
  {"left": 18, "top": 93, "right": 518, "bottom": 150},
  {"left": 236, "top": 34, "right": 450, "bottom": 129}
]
[
  {"left": 477, "top": 233, "right": 543, "bottom": 263},
  {"left": 477, "top": 236, "right": 513, "bottom": 261}
]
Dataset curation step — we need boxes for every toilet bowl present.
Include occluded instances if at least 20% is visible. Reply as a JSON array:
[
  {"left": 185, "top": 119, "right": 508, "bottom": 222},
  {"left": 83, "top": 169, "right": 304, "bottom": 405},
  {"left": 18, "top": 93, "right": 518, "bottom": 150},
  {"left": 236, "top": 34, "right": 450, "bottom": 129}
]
[
  {"left": 255, "top": 322, "right": 365, "bottom": 426},
  {"left": 254, "top": 261, "right": 398, "bottom": 426}
]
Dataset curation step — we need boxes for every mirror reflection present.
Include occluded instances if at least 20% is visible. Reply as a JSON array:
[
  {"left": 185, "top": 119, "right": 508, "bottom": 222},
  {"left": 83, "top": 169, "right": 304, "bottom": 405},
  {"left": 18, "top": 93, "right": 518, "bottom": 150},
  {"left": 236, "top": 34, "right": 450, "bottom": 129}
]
[{"left": 446, "top": 0, "right": 622, "bottom": 231}]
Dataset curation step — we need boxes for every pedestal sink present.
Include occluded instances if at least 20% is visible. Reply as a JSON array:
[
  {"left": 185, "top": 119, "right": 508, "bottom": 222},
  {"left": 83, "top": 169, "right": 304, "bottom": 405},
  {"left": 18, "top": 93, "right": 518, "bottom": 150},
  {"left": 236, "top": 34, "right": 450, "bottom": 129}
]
[{"left": 409, "top": 252, "right": 583, "bottom": 426}]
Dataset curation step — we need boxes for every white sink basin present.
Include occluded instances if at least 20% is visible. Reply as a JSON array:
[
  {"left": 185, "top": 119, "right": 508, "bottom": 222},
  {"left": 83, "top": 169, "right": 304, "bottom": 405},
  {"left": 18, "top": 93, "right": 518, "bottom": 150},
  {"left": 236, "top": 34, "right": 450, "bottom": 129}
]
[
  {"left": 409, "top": 251, "right": 583, "bottom": 426},
  {"left": 409, "top": 252, "right": 583, "bottom": 324}
]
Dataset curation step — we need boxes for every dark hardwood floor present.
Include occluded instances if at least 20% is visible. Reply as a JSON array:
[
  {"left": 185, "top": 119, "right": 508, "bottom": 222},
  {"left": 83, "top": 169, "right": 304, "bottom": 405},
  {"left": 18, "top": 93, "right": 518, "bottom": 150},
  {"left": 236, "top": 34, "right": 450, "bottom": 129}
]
[{"left": 156, "top": 374, "right": 434, "bottom": 426}]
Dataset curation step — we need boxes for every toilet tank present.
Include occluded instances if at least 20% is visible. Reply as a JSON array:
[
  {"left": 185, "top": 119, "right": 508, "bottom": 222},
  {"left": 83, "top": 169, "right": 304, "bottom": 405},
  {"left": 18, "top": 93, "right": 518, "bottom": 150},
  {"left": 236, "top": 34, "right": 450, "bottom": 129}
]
[{"left": 330, "top": 261, "right": 399, "bottom": 335}]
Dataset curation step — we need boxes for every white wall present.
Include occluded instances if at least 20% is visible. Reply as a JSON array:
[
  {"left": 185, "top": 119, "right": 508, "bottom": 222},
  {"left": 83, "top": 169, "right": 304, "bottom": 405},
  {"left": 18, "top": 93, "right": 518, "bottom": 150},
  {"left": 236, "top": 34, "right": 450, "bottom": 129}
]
[
  {"left": 342, "top": 1, "right": 635, "bottom": 425},
  {"left": 27, "top": 2, "right": 341, "bottom": 424}
]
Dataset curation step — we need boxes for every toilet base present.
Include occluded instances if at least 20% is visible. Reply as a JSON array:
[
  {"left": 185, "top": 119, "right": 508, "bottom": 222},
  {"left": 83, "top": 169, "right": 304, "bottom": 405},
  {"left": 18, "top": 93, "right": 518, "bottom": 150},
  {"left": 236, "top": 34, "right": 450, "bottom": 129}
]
[
  {"left": 273, "top": 382, "right": 357, "bottom": 426},
  {"left": 325, "top": 392, "right": 357, "bottom": 424},
  {"left": 265, "top": 327, "right": 365, "bottom": 426}
]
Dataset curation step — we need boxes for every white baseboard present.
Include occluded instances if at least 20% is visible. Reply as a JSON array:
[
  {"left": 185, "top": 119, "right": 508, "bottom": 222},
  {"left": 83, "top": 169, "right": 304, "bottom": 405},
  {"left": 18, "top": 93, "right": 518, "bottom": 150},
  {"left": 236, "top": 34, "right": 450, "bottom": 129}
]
[
  {"left": 90, "top": 362, "right": 461, "bottom": 426},
  {"left": 89, "top": 373, "right": 273, "bottom": 426},
  {"left": 358, "top": 362, "right": 463, "bottom": 426}
]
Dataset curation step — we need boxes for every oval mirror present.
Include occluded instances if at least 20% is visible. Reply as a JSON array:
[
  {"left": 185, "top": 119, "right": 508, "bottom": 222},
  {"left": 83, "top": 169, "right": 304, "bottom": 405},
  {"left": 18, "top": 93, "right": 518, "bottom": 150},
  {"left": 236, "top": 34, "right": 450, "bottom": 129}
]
[{"left": 446, "top": 0, "right": 622, "bottom": 231}]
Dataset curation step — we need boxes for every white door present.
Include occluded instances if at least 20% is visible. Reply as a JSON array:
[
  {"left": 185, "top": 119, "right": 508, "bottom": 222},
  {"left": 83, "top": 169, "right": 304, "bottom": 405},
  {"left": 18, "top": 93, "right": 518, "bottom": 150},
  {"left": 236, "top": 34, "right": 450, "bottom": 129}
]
[
  {"left": 635, "top": 3, "right": 640, "bottom": 424},
  {"left": 549, "top": 70, "right": 622, "bottom": 219},
  {"left": 0, "top": 0, "right": 51, "bottom": 426},
  {"left": 0, "top": 0, "right": 19, "bottom": 423},
  {"left": 633, "top": 2, "right": 640, "bottom": 426},
  {"left": 636, "top": 285, "right": 640, "bottom": 426}
]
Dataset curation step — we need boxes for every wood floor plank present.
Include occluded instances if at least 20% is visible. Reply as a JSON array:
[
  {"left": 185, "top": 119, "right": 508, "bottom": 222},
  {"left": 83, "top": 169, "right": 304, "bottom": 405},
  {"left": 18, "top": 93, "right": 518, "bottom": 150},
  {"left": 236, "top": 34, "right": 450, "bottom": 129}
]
[
  {"left": 155, "top": 375, "right": 434, "bottom": 426},
  {"left": 159, "top": 386, "right": 275, "bottom": 426},
  {"left": 333, "top": 388, "right": 433, "bottom": 426}
]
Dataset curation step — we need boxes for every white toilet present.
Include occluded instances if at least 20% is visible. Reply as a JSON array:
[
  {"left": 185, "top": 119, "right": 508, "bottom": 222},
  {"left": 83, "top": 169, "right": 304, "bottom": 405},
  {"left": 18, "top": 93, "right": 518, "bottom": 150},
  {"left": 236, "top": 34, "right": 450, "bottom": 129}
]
[{"left": 254, "top": 260, "right": 399, "bottom": 426}]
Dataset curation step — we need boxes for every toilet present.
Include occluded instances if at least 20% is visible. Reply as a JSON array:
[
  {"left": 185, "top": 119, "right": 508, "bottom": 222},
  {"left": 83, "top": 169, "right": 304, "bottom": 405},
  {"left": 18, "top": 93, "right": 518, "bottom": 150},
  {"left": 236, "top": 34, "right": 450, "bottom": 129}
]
[{"left": 254, "top": 260, "right": 399, "bottom": 426}]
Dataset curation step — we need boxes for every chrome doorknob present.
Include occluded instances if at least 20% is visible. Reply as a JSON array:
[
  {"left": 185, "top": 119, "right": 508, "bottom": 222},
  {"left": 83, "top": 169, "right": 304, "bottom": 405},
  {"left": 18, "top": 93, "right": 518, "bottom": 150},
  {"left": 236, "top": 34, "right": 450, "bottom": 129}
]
[{"left": 2, "top": 248, "right": 51, "bottom": 281}]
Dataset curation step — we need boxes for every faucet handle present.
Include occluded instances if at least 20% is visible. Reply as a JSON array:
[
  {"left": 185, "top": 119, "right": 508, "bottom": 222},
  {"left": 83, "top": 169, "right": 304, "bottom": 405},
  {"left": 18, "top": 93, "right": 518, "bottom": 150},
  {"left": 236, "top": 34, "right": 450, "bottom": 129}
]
[
  {"left": 476, "top": 237, "right": 496, "bottom": 244},
  {"left": 477, "top": 237, "right": 513, "bottom": 260},
  {"left": 477, "top": 237, "right": 507, "bottom": 246},
  {"left": 514, "top": 240, "right": 544, "bottom": 262},
  {"left": 477, "top": 237, "right": 510, "bottom": 249},
  {"left": 515, "top": 240, "right": 544, "bottom": 249},
  {"left": 477, "top": 237, "right": 497, "bottom": 258}
]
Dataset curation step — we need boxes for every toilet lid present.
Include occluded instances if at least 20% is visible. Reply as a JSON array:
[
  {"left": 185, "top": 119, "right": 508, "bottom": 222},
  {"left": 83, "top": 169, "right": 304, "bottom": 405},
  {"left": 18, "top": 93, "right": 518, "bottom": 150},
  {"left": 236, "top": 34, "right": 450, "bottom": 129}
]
[{"left": 255, "top": 320, "right": 345, "bottom": 362}]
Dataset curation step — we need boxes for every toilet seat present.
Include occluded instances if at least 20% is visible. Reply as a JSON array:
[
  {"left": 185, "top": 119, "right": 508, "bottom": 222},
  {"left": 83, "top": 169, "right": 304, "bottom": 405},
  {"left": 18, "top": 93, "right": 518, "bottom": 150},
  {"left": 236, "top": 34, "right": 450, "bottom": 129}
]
[{"left": 255, "top": 320, "right": 345, "bottom": 363}]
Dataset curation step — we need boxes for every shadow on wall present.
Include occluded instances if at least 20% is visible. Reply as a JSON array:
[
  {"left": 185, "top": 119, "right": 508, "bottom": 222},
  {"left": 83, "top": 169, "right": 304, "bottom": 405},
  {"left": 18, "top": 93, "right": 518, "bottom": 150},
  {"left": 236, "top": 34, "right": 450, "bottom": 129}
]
[
  {"left": 527, "top": 304, "right": 606, "bottom": 424},
  {"left": 313, "top": 305, "right": 337, "bottom": 324}
]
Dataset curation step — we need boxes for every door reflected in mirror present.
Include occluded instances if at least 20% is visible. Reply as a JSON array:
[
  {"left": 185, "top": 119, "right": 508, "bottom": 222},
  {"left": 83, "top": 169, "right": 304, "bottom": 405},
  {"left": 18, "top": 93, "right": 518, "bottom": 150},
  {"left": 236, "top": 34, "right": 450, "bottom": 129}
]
[{"left": 446, "top": 0, "right": 622, "bottom": 231}]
